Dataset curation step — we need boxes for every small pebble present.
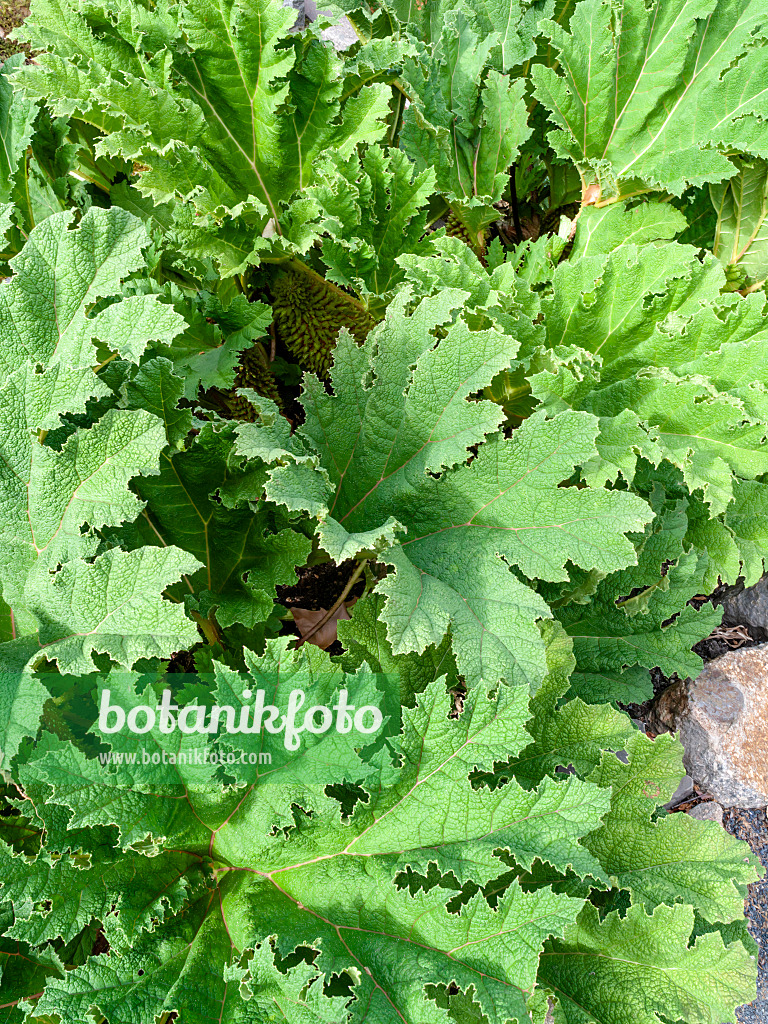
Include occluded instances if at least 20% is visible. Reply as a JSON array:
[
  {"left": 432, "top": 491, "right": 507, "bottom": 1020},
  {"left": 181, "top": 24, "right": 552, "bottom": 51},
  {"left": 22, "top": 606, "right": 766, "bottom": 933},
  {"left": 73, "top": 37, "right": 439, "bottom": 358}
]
[{"left": 687, "top": 801, "right": 724, "bottom": 825}]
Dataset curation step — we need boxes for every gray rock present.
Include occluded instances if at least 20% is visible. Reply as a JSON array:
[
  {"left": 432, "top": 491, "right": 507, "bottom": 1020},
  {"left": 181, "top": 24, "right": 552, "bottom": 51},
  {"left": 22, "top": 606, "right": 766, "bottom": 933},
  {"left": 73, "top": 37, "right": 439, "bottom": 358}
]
[
  {"left": 282, "top": 0, "right": 304, "bottom": 31},
  {"left": 305, "top": 0, "right": 358, "bottom": 49},
  {"left": 319, "top": 16, "right": 357, "bottom": 49},
  {"left": 664, "top": 775, "right": 694, "bottom": 809},
  {"left": 687, "top": 801, "right": 724, "bottom": 825},
  {"left": 678, "top": 645, "right": 768, "bottom": 808},
  {"left": 717, "top": 575, "right": 768, "bottom": 639}
]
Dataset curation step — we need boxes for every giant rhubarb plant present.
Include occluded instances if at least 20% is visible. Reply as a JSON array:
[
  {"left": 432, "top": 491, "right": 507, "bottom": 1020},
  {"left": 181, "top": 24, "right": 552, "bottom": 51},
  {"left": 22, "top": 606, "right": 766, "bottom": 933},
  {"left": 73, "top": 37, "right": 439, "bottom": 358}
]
[{"left": 0, "top": 0, "right": 765, "bottom": 1020}]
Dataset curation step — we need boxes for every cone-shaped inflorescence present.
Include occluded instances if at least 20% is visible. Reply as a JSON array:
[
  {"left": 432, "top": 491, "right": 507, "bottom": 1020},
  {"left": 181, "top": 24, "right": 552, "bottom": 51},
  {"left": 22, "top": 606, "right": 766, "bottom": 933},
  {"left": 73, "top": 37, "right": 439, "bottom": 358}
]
[
  {"left": 271, "top": 268, "right": 375, "bottom": 375},
  {"left": 225, "top": 343, "right": 283, "bottom": 420},
  {"left": 446, "top": 210, "right": 487, "bottom": 260}
]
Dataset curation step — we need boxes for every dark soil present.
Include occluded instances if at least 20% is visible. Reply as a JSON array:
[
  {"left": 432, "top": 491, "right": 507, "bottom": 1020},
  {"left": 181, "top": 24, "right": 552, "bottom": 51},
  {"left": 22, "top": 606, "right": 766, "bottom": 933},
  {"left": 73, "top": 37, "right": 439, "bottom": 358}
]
[
  {"left": 276, "top": 559, "right": 366, "bottom": 612},
  {"left": 691, "top": 630, "right": 763, "bottom": 662},
  {"left": 723, "top": 809, "right": 768, "bottom": 1024},
  {"left": 167, "top": 649, "right": 197, "bottom": 673},
  {"left": 0, "top": 0, "right": 30, "bottom": 61}
]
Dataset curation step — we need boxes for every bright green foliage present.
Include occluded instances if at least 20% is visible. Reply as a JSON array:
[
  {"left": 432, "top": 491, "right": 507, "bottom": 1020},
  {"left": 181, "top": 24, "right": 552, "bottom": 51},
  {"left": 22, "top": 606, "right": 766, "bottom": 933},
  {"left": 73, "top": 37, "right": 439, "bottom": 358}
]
[
  {"left": 124, "top": 420, "right": 312, "bottom": 629},
  {"left": 475, "top": 622, "right": 761, "bottom": 925},
  {"left": 0, "top": 87, "right": 105, "bottom": 266},
  {"left": 0, "top": 54, "right": 35, "bottom": 205},
  {"left": 0, "top": 206, "right": 185, "bottom": 373},
  {"left": 533, "top": 0, "right": 768, "bottom": 203},
  {"left": 540, "top": 232, "right": 723, "bottom": 374},
  {"left": 238, "top": 294, "right": 651, "bottom": 688},
  {"left": 310, "top": 147, "right": 437, "bottom": 315},
  {"left": 712, "top": 157, "right": 768, "bottom": 290},
  {"left": 539, "top": 902, "right": 757, "bottom": 1024},
  {"left": 330, "top": 0, "right": 544, "bottom": 75},
  {"left": 526, "top": 204, "right": 768, "bottom": 598},
  {"left": 0, "top": 208, "right": 199, "bottom": 680},
  {"left": 339, "top": 592, "right": 460, "bottom": 705},
  {"left": 588, "top": 369, "right": 768, "bottom": 515},
  {"left": 0, "top": 639, "right": 758, "bottom": 1023},
  {"left": 556, "top": 507, "right": 721, "bottom": 700},
  {"left": 499, "top": 620, "right": 638, "bottom": 786},
  {"left": 0, "top": 668, "right": 51, "bottom": 766},
  {"left": 400, "top": 9, "right": 532, "bottom": 249},
  {"left": 150, "top": 288, "right": 273, "bottom": 398},
  {"left": 723, "top": 480, "right": 768, "bottom": 586},
  {"left": 0, "top": 0, "right": 764, "bottom": 1020},
  {"left": 326, "top": 0, "right": 539, "bottom": 250},
  {"left": 582, "top": 732, "right": 760, "bottom": 923},
  {"left": 568, "top": 202, "right": 689, "bottom": 259},
  {"left": 16, "top": 0, "right": 392, "bottom": 273}
]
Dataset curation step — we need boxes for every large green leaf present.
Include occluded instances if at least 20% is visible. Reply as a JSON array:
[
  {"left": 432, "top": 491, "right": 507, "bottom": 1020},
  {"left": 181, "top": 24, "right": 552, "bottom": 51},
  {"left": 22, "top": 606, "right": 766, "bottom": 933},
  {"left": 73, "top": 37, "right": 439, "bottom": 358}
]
[
  {"left": 5, "top": 642, "right": 757, "bottom": 1023},
  {"left": 237, "top": 294, "right": 651, "bottom": 688},
  {"left": 582, "top": 732, "right": 762, "bottom": 923},
  {"left": 0, "top": 207, "right": 185, "bottom": 374},
  {"left": 711, "top": 157, "right": 768, "bottom": 290},
  {"left": 556, "top": 507, "right": 721, "bottom": 692},
  {"left": 540, "top": 237, "right": 722, "bottom": 371},
  {"left": 19, "top": 660, "right": 609, "bottom": 1024},
  {"left": 310, "top": 147, "right": 436, "bottom": 315},
  {"left": 533, "top": 0, "right": 768, "bottom": 202},
  {"left": 0, "top": 841, "right": 201, "bottom": 947},
  {"left": 588, "top": 370, "right": 768, "bottom": 515},
  {"left": 0, "top": 208, "right": 199, "bottom": 764},
  {"left": 0, "top": 53, "right": 37, "bottom": 204},
  {"left": 499, "top": 621, "right": 636, "bottom": 789},
  {"left": 120, "top": 420, "right": 311, "bottom": 630},
  {"left": 338, "top": 591, "right": 459, "bottom": 705},
  {"left": 538, "top": 902, "right": 757, "bottom": 1024},
  {"left": 18, "top": 0, "right": 392, "bottom": 272},
  {"left": 527, "top": 221, "right": 768, "bottom": 590}
]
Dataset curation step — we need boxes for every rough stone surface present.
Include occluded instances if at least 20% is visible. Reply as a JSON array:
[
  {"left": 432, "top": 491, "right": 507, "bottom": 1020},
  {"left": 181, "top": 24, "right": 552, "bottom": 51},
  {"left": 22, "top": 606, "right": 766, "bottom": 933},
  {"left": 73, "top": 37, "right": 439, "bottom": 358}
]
[
  {"left": 319, "top": 16, "right": 357, "bottom": 48},
  {"left": 679, "top": 646, "right": 768, "bottom": 808},
  {"left": 664, "top": 775, "right": 694, "bottom": 809},
  {"left": 648, "top": 678, "right": 688, "bottom": 734},
  {"left": 282, "top": 0, "right": 304, "bottom": 31},
  {"left": 719, "top": 575, "right": 768, "bottom": 640},
  {"left": 687, "top": 801, "right": 724, "bottom": 825},
  {"left": 304, "top": 0, "right": 358, "bottom": 48}
]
